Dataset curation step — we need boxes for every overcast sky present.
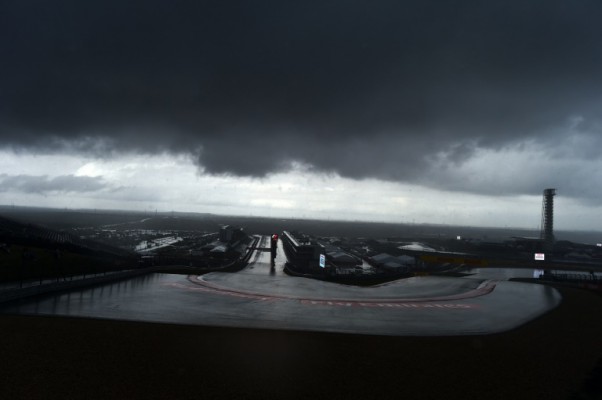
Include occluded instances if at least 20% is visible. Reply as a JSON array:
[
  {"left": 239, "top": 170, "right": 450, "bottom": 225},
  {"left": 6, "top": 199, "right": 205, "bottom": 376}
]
[{"left": 1, "top": 1, "right": 602, "bottom": 230}]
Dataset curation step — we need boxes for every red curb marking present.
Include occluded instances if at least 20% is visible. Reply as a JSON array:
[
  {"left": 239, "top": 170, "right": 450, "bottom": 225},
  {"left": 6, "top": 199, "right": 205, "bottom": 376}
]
[
  {"left": 171, "top": 275, "right": 495, "bottom": 309},
  {"left": 300, "top": 300, "right": 477, "bottom": 309},
  {"left": 165, "top": 282, "right": 271, "bottom": 301}
]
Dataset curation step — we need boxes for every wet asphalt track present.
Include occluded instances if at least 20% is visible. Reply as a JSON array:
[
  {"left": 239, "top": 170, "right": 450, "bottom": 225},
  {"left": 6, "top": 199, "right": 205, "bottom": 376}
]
[{"left": 0, "top": 236, "right": 561, "bottom": 336}]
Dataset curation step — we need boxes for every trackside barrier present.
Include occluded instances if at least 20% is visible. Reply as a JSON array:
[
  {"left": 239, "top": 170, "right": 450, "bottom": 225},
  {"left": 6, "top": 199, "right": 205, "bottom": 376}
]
[
  {"left": 0, "top": 236, "right": 261, "bottom": 304},
  {"left": 0, "top": 268, "right": 154, "bottom": 304}
]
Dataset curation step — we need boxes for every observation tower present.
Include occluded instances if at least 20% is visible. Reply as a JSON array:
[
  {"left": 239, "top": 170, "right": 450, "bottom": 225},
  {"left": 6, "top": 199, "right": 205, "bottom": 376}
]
[{"left": 540, "top": 188, "right": 556, "bottom": 251}]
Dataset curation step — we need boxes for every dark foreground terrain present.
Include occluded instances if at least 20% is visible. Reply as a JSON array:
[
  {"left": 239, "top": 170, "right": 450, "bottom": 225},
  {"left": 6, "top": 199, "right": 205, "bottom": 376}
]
[{"left": 1, "top": 286, "right": 601, "bottom": 400}]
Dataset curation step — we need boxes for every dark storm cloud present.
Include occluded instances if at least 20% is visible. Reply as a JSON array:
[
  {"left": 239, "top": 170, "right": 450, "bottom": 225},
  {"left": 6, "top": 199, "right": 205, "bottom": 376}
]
[
  {"left": 0, "top": 174, "right": 106, "bottom": 194},
  {"left": 1, "top": 0, "right": 602, "bottom": 198}
]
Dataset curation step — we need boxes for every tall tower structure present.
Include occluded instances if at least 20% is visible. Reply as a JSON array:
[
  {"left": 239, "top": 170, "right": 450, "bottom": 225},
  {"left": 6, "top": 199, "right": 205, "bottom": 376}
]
[{"left": 540, "top": 188, "right": 556, "bottom": 251}]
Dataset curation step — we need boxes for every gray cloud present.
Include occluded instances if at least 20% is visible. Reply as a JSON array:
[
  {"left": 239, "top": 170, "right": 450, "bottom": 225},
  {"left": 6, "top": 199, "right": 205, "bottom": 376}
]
[
  {"left": 1, "top": 1, "right": 602, "bottom": 200},
  {"left": 0, "top": 174, "right": 107, "bottom": 194}
]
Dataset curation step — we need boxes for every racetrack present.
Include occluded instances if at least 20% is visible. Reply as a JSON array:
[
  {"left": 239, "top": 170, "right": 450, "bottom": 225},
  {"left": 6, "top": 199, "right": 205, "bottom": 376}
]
[{"left": 0, "top": 235, "right": 562, "bottom": 336}]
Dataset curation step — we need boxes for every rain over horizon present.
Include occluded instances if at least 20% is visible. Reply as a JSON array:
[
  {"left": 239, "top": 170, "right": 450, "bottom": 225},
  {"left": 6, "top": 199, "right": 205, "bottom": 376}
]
[{"left": 1, "top": 1, "right": 602, "bottom": 230}]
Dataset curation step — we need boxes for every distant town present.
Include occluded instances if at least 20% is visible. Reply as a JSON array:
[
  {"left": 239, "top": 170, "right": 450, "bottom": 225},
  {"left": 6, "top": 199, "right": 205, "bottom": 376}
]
[{"left": 1, "top": 204, "right": 601, "bottom": 288}]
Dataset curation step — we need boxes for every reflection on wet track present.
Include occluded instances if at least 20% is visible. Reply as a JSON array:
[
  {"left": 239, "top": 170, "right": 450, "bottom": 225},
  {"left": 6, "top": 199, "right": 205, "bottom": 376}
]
[{"left": 0, "top": 235, "right": 562, "bottom": 336}]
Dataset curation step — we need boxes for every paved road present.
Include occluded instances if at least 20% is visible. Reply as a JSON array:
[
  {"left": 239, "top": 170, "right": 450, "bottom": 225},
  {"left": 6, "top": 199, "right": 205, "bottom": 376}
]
[
  {"left": 243, "top": 234, "right": 288, "bottom": 276},
  {"left": 0, "top": 235, "right": 562, "bottom": 336}
]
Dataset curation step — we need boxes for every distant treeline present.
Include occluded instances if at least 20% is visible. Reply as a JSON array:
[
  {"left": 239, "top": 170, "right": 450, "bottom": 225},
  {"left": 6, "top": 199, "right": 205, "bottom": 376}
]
[{"left": 1, "top": 206, "right": 600, "bottom": 244}]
